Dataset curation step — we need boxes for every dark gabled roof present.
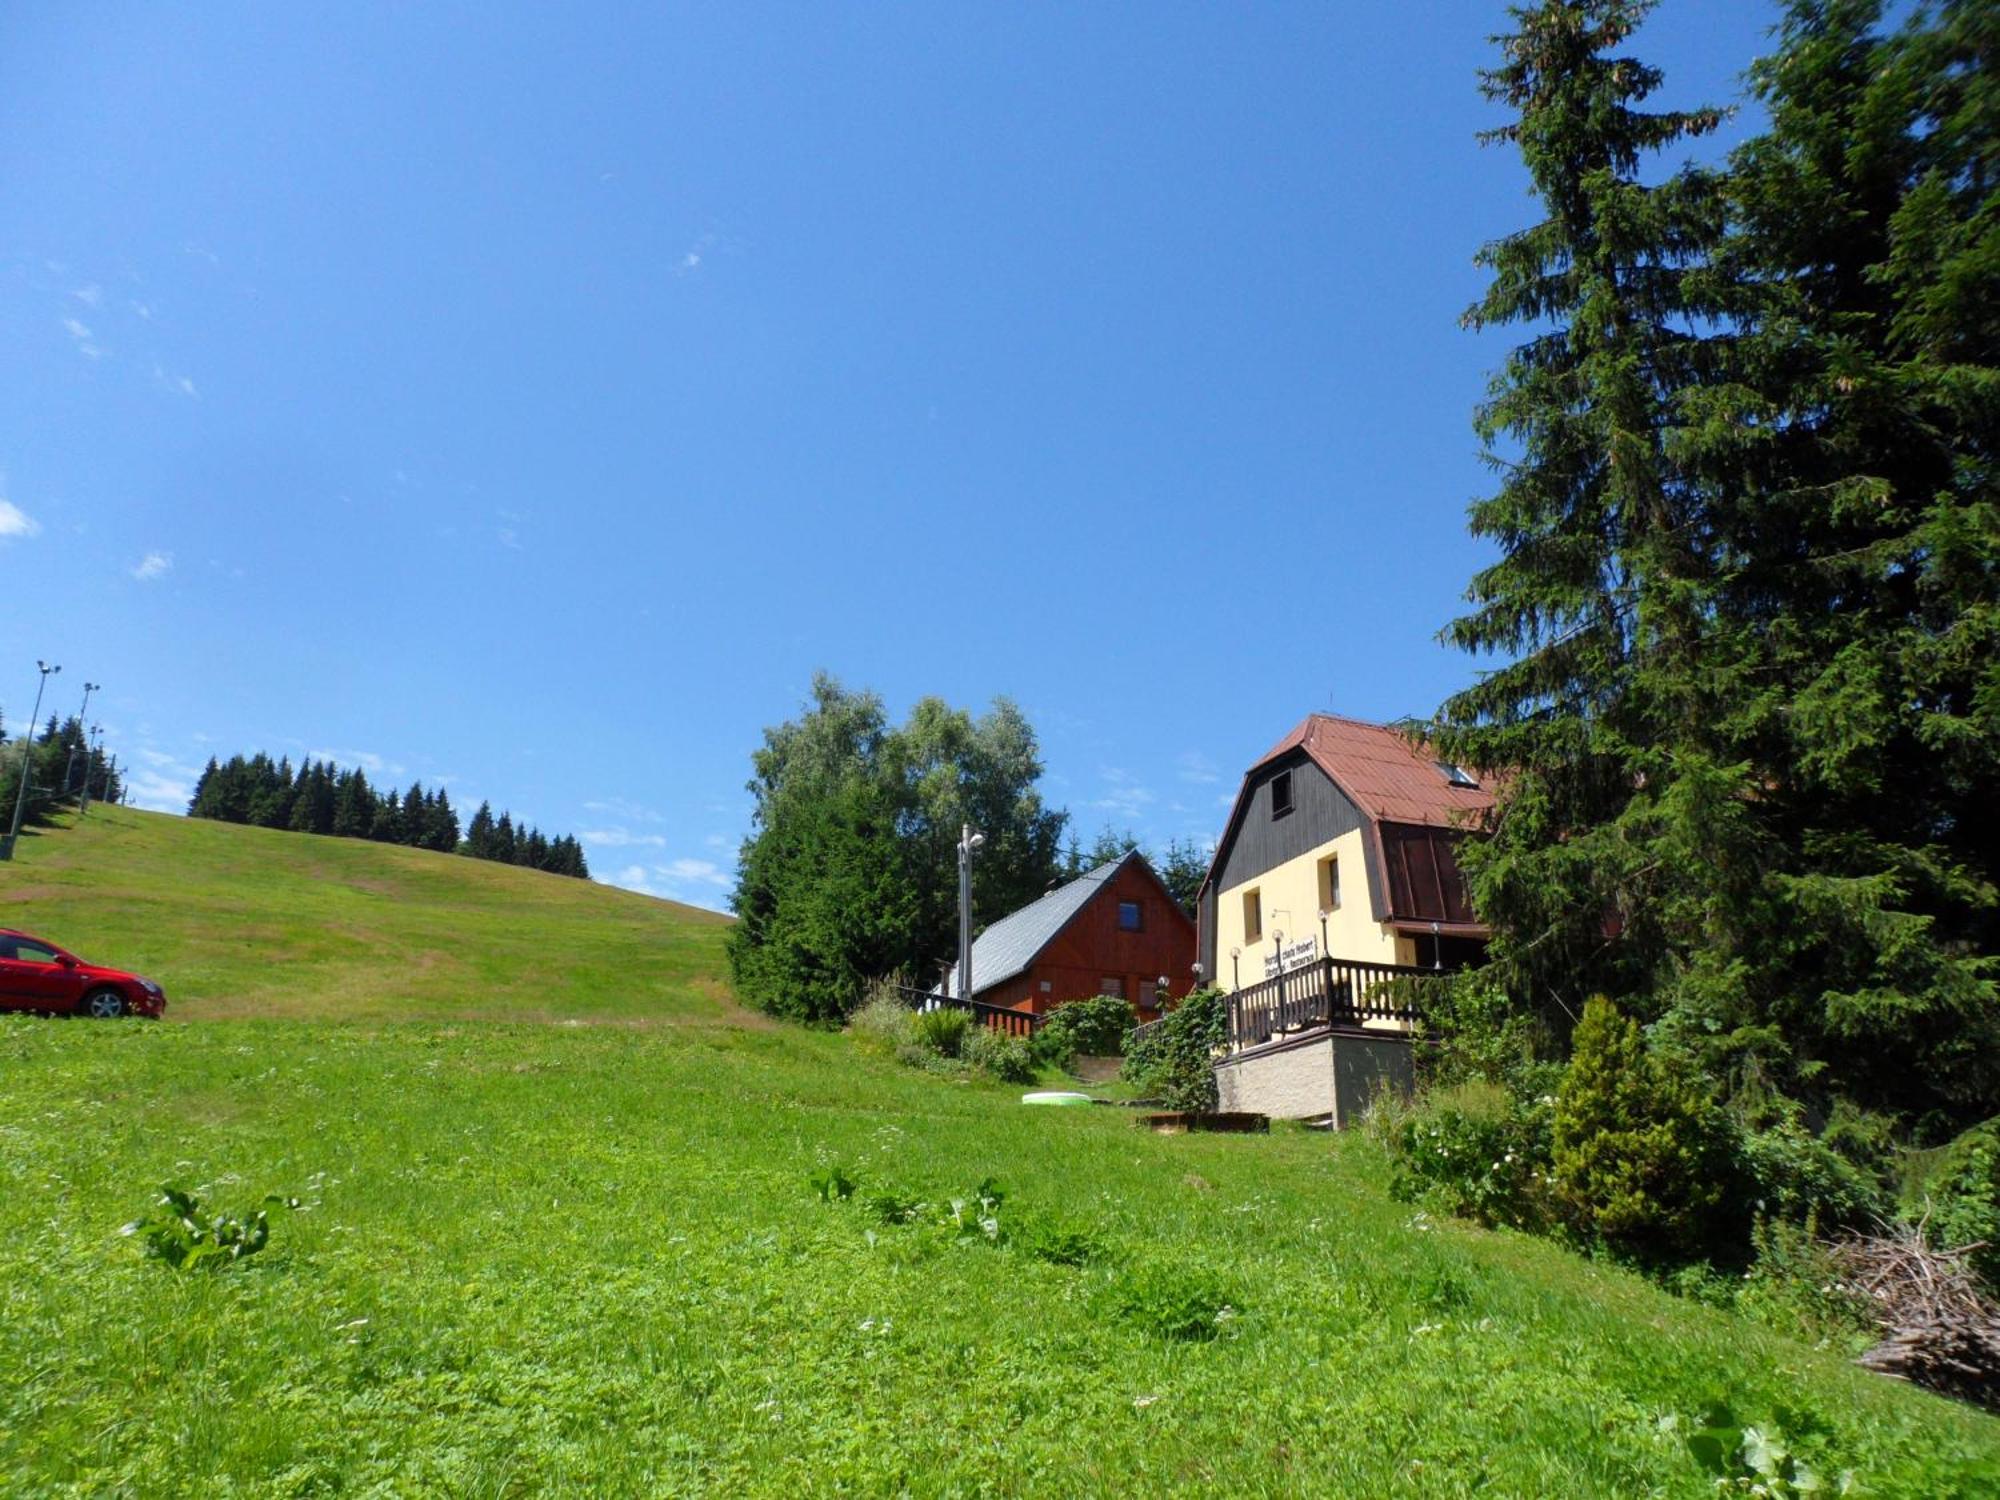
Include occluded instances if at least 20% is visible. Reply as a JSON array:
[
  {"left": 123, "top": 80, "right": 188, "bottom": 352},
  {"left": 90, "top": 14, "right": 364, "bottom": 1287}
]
[
  {"left": 939, "top": 851, "right": 1138, "bottom": 1001},
  {"left": 1253, "top": 714, "right": 1495, "bottom": 829}
]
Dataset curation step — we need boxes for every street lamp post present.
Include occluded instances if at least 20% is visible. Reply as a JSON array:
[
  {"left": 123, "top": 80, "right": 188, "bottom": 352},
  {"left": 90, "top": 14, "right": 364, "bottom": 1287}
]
[
  {"left": 62, "top": 682, "right": 100, "bottom": 796},
  {"left": 2, "top": 660, "right": 61, "bottom": 861},
  {"left": 956, "top": 823, "right": 985, "bottom": 1001},
  {"left": 78, "top": 723, "right": 104, "bottom": 816},
  {"left": 1318, "top": 906, "right": 1332, "bottom": 962}
]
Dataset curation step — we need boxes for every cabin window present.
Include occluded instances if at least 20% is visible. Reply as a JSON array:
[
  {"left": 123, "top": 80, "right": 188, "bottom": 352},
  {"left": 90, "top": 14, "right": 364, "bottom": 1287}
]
[
  {"left": 1117, "top": 899, "right": 1142, "bottom": 932},
  {"left": 1436, "top": 760, "right": 1479, "bottom": 789},
  {"left": 1242, "top": 888, "right": 1262, "bottom": 942},
  {"left": 1099, "top": 977, "right": 1124, "bottom": 998},
  {"left": 1270, "top": 770, "right": 1294, "bottom": 818},
  {"left": 1138, "top": 980, "right": 1157, "bottom": 1010},
  {"left": 1318, "top": 856, "right": 1341, "bottom": 912}
]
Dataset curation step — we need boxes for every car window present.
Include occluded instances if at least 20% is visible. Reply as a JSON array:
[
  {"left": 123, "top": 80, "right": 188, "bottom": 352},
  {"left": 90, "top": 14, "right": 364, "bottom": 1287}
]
[{"left": 12, "top": 940, "right": 59, "bottom": 964}]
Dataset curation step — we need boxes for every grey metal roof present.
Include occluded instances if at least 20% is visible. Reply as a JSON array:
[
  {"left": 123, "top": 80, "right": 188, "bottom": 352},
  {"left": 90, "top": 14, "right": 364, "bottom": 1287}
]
[{"left": 938, "top": 853, "right": 1133, "bottom": 1000}]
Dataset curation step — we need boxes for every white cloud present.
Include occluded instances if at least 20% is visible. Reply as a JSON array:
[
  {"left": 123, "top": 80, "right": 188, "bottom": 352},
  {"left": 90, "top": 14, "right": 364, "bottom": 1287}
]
[
  {"left": 72, "top": 284, "right": 102, "bottom": 307},
  {"left": 1090, "top": 766, "right": 1157, "bottom": 820},
  {"left": 497, "top": 527, "right": 521, "bottom": 551},
  {"left": 123, "top": 746, "right": 205, "bottom": 813},
  {"left": 130, "top": 551, "right": 173, "bottom": 582},
  {"left": 125, "top": 769, "right": 193, "bottom": 813},
  {"left": 0, "top": 499, "right": 40, "bottom": 541},
  {"left": 583, "top": 796, "right": 666, "bottom": 823},
  {"left": 1176, "top": 750, "right": 1222, "bottom": 785},
  {"left": 153, "top": 364, "right": 198, "bottom": 398},
  {"left": 131, "top": 299, "right": 154, "bottom": 320},
  {"left": 62, "top": 316, "right": 103, "bottom": 359},
  {"left": 661, "top": 858, "right": 730, "bottom": 887},
  {"left": 597, "top": 852, "right": 735, "bottom": 911},
  {"left": 305, "top": 747, "right": 406, "bottom": 777},
  {"left": 579, "top": 828, "right": 668, "bottom": 849}
]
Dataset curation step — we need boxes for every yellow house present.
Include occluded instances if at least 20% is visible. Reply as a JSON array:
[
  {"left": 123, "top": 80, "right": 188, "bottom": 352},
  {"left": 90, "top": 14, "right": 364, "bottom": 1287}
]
[
  {"left": 1198, "top": 713, "right": 1494, "bottom": 1124},
  {"left": 1198, "top": 712, "right": 1492, "bottom": 997}
]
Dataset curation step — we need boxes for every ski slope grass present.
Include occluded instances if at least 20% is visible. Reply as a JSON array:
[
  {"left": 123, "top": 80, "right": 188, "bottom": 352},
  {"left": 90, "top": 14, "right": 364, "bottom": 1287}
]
[
  {"left": 0, "top": 807, "right": 734, "bottom": 1023},
  {"left": 1, "top": 812, "right": 1996, "bottom": 1495}
]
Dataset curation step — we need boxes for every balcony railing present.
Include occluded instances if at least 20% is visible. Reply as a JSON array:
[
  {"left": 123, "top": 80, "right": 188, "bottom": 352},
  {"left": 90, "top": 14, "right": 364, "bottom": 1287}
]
[
  {"left": 1224, "top": 957, "right": 1444, "bottom": 1052},
  {"left": 894, "top": 985, "right": 1042, "bottom": 1039}
]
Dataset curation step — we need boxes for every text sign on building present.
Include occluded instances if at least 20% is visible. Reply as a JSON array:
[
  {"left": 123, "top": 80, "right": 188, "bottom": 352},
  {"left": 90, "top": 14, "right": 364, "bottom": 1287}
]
[{"left": 1263, "top": 936, "right": 1319, "bottom": 979}]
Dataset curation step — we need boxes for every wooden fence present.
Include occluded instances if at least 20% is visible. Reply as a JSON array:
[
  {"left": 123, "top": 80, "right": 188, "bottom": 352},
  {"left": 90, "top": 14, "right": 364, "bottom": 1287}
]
[{"left": 893, "top": 985, "right": 1042, "bottom": 1039}]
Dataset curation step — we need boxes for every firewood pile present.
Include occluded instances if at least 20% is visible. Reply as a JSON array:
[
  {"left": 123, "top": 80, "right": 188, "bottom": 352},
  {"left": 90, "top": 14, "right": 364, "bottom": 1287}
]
[{"left": 1830, "top": 1223, "right": 2000, "bottom": 1411}]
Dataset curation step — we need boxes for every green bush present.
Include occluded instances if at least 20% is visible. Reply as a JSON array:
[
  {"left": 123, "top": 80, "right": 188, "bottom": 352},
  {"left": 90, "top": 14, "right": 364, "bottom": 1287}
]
[
  {"left": 1552, "top": 996, "right": 1731, "bottom": 1261},
  {"left": 1412, "top": 967, "right": 1551, "bottom": 1094},
  {"left": 848, "top": 985, "right": 917, "bottom": 1052},
  {"left": 1734, "top": 1214, "right": 1875, "bottom": 1351},
  {"left": 1384, "top": 1079, "right": 1556, "bottom": 1231},
  {"left": 1102, "top": 1262, "right": 1239, "bottom": 1342},
  {"left": 1039, "top": 995, "right": 1136, "bottom": 1058},
  {"left": 1120, "top": 988, "right": 1226, "bottom": 1111},
  {"left": 1736, "top": 1103, "right": 1888, "bottom": 1230},
  {"left": 1909, "top": 1118, "right": 2000, "bottom": 1288},
  {"left": 962, "top": 1025, "right": 1036, "bottom": 1084},
  {"left": 121, "top": 1184, "right": 298, "bottom": 1272},
  {"left": 911, "top": 1007, "right": 971, "bottom": 1059}
]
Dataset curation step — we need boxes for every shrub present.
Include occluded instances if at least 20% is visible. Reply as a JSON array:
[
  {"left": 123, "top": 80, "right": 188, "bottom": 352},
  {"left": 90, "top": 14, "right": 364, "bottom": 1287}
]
[
  {"left": 963, "top": 1025, "right": 1036, "bottom": 1084},
  {"left": 1736, "top": 1102, "right": 1888, "bottom": 1230},
  {"left": 1552, "top": 996, "right": 1731, "bottom": 1261},
  {"left": 1039, "top": 995, "right": 1136, "bottom": 1058},
  {"left": 1412, "top": 967, "right": 1550, "bottom": 1094},
  {"left": 1121, "top": 988, "right": 1226, "bottom": 1111},
  {"left": 1103, "top": 1262, "right": 1239, "bottom": 1342},
  {"left": 1735, "top": 1213, "right": 1875, "bottom": 1350},
  {"left": 911, "top": 1007, "right": 970, "bottom": 1059},
  {"left": 848, "top": 983, "right": 916, "bottom": 1053},
  {"left": 122, "top": 1184, "right": 298, "bottom": 1272},
  {"left": 1909, "top": 1118, "right": 2000, "bottom": 1288},
  {"left": 1385, "top": 1079, "right": 1556, "bottom": 1231}
]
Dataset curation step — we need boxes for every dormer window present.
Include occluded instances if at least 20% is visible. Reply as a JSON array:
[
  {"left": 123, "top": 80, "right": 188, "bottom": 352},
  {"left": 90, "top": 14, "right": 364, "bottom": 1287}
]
[
  {"left": 1436, "top": 761, "right": 1479, "bottom": 789},
  {"left": 1270, "top": 770, "right": 1294, "bottom": 818}
]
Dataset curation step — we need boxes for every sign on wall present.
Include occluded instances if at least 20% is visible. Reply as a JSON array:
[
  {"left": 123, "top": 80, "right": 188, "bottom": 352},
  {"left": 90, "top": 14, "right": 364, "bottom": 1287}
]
[{"left": 1262, "top": 936, "right": 1319, "bottom": 979}]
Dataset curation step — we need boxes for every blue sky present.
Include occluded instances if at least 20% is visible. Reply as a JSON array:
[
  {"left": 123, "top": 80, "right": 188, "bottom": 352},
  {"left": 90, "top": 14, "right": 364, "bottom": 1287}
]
[{"left": 1, "top": 2, "right": 1776, "bottom": 909}]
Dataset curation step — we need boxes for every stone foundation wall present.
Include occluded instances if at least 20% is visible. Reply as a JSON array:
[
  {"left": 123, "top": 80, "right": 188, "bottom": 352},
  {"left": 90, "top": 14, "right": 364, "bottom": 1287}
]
[{"left": 1212, "top": 1028, "right": 1414, "bottom": 1127}]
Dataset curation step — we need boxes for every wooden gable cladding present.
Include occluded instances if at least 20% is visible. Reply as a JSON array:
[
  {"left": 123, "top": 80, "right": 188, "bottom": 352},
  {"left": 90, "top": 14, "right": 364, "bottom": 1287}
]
[
  {"left": 973, "top": 857, "right": 1196, "bottom": 1020},
  {"left": 1378, "top": 821, "right": 1478, "bottom": 925}
]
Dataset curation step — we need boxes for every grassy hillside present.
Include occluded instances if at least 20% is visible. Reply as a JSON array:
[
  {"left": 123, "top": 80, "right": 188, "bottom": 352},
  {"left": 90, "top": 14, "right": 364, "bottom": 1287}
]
[
  {"left": 0, "top": 808, "right": 734, "bottom": 1022},
  {"left": 1, "top": 813, "right": 1996, "bottom": 1494}
]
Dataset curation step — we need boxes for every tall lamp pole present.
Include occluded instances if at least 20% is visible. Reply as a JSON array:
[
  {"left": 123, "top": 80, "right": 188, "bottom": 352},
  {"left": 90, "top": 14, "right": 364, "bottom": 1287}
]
[
  {"left": 2, "top": 660, "right": 61, "bottom": 861},
  {"left": 62, "top": 681, "right": 100, "bottom": 795},
  {"left": 956, "top": 823, "right": 984, "bottom": 1000},
  {"left": 78, "top": 723, "right": 105, "bottom": 816}
]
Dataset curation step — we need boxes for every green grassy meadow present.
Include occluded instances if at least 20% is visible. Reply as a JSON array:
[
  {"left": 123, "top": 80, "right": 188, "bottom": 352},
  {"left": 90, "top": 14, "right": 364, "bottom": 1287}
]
[
  {"left": 2, "top": 813, "right": 1997, "bottom": 1495},
  {"left": 1, "top": 808, "right": 735, "bottom": 1023}
]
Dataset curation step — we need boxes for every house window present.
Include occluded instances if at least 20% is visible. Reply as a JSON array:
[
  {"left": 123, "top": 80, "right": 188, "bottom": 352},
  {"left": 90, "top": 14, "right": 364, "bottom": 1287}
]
[
  {"left": 1138, "top": 980, "right": 1157, "bottom": 1010},
  {"left": 1242, "top": 888, "right": 1262, "bottom": 942},
  {"left": 1099, "top": 977, "right": 1124, "bottom": 998},
  {"left": 1318, "top": 856, "right": 1341, "bottom": 912},
  {"left": 1436, "top": 760, "right": 1479, "bottom": 789},
  {"left": 1270, "top": 770, "right": 1294, "bottom": 818},
  {"left": 1117, "top": 899, "right": 1142, "bottom": 932}
]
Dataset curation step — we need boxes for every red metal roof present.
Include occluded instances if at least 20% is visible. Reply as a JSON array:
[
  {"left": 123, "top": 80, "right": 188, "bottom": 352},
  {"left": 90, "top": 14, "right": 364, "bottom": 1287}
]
[{"left": 1254, "top": 713, "right": 1495, "bottom": 830}]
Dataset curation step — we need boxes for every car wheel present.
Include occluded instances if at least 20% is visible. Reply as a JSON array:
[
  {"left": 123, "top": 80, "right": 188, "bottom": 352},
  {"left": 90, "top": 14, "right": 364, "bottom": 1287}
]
[{"left": 83, "top": 989, "right": 128, "bottom": 1019}]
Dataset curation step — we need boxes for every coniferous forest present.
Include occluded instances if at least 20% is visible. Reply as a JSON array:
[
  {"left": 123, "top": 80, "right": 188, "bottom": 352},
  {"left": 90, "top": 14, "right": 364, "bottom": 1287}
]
[{"left": 186, "top": 753, "right": 589, "bottom": 880}]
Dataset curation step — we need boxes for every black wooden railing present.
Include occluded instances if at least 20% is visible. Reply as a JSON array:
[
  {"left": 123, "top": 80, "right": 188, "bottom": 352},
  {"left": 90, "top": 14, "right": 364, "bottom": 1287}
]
[
  {"left": 894, "top": 985, "right": 1042, "bottom": 1038},
  {"left": 1225, "top": 957, "right": 1443, "bottom": 1052}
]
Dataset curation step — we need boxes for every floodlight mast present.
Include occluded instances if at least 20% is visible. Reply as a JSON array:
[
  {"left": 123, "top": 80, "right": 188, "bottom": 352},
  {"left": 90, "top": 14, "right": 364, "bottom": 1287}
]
[
  {"left": 957, "top": 824, "right": 985, "bottom": 1002},
  {"left": 2, "top": 660, "right": 61, "bottom": 862}
]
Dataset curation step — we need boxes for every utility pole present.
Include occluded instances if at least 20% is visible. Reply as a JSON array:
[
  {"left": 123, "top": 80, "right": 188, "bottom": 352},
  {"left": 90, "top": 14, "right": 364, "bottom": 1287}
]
[
  {"left": 956, "top": 823, "right": 984, "bottom": 1000},
  {"left": 1, "top": 660, "right": 61, "bottom": 861},
  {"left": 78, "top": 723, "right": 104, "bottom": 816},
  {"left": 62, "top": 681, "right": 100, "bottom": 796}
]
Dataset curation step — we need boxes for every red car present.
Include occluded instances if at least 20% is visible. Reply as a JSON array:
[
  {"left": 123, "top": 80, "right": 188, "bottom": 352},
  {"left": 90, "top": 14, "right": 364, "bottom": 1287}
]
[{"left": 0, "top": 928, "right": 167, "bottom": 1018}]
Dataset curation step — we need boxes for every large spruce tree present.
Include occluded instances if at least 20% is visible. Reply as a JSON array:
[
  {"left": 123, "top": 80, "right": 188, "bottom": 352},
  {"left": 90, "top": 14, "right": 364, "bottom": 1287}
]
[
  {"left": 1439, "top": 0, "right": 1999, "bottom": 1131},
  {"left": 1435, "top": 0, "right": 1734, "bottom": 1017}
]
